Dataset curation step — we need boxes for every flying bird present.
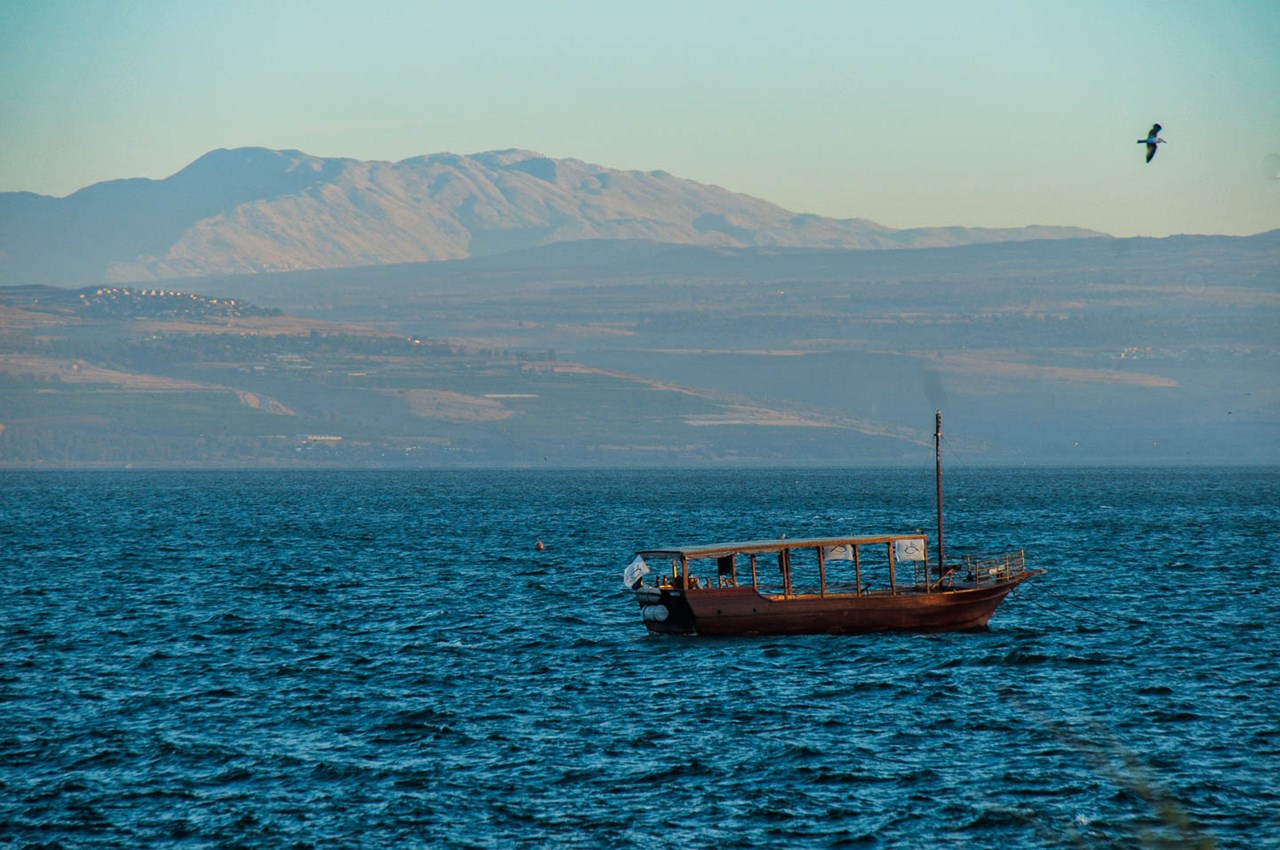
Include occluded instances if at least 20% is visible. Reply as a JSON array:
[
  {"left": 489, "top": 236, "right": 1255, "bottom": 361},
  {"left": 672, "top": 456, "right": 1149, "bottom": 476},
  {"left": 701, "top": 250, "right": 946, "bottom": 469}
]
[{"left": 1138, "top": 123, "right": 1166, "bottom": 163}]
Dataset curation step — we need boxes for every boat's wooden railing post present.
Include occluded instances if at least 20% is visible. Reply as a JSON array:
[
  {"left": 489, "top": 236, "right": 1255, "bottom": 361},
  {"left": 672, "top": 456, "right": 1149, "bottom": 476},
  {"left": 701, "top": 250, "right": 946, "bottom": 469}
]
[
  {"left": 749, "top": 554, "right": 758, "bottom": 588},
  {"left": 817, "top": 546, "right": 827, "bottom": 597},
  {"left": 854, "top": 545, "right": 862, "bottom": 596}
]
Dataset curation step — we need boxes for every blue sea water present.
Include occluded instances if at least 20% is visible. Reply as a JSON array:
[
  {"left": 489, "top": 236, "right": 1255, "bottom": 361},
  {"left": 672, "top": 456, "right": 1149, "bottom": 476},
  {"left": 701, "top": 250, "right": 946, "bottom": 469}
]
[{"left": 1, "top": 467, "right": 1278, "bottom": 849}]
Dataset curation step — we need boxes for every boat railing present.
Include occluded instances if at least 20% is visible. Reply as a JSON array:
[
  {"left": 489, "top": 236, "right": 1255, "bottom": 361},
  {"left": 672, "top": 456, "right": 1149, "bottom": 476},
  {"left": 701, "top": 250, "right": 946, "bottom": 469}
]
[
  {"left": 753, "top": 580, "right": 865, "bottom": 596},
  {"left": 962, "top": 549, "right": 1026, "bottom": 586}
]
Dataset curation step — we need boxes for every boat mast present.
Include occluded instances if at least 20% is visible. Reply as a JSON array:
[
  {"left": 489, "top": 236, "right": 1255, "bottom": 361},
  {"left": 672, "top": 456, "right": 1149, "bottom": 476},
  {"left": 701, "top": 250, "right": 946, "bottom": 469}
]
[{"left": 935, "top": 410, "right": 945, "bottom": 576}]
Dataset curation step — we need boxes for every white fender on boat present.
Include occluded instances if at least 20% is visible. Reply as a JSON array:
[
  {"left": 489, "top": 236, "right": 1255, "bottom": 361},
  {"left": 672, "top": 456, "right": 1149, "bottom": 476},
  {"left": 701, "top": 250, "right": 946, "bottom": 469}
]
[
  {"left": 634, "top": 587, "right": 662, "bottom": 605},
  {"left": 641, "top": 604, "right": 669, "bottom": 623}
]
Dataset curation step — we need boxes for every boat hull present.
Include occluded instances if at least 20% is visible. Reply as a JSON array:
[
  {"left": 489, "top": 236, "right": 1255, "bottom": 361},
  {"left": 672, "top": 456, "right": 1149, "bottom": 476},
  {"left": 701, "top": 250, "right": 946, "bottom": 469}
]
[{"left": 636, "top": 574, "right": 1037, "bottom": 636}]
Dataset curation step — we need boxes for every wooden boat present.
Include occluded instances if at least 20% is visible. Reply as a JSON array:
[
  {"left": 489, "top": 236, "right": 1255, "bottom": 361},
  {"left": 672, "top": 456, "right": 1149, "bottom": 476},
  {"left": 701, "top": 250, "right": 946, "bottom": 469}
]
[{"left": 624, "top": 413, "right": 1041, "bottom": 636}]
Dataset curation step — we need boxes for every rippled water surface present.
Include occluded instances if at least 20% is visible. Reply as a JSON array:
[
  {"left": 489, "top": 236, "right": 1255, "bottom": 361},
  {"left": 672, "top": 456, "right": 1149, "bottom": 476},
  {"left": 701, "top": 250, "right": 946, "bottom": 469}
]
[{"left": 2, "top": 468, "right": 1278, "bottom": 848}]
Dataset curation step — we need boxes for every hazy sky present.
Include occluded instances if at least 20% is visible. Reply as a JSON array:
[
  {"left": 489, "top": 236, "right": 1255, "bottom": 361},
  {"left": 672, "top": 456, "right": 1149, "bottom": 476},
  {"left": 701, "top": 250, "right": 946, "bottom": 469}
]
[{"left": 2, "top": 1, "right": 1277, "bottom": 238}]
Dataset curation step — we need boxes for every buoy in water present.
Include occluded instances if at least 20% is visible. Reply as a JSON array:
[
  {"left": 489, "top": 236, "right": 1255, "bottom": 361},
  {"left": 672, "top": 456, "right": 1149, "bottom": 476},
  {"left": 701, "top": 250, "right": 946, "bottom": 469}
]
[{"left": 535, "top": 539, "right": 545, "bottom": 551}]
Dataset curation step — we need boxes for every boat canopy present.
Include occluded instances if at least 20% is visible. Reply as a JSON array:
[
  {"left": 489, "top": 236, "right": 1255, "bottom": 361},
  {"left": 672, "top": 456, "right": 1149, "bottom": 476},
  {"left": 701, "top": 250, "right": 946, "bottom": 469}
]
[{"left": 637, "top": 534, "right": 926, "bottom": 562}]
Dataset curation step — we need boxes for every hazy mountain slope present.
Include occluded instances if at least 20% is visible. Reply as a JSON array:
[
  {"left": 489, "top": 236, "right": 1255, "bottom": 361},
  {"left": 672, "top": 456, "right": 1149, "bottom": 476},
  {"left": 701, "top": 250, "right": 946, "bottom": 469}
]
[
  {"left": 2, "top": 230, "right": 1274, "bottom": 466},
  {"left": 0, "top": 147, "right": 1102, "bottom": 285},
  {"left": 176, "top": 230, "right": 1276, "bottom": 466},
  {"left": 179, "top": 229, "right": 1280, "bottom": 321}
]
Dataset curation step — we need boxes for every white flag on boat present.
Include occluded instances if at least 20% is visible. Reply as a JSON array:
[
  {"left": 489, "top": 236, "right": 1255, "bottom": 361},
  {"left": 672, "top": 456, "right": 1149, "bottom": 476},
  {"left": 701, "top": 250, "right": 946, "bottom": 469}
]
[
  {"left": 623, "top": 556, "right": 651, "bottom": 589},
  {"left": 894, "top": 538, "right": 927, "bottom": 562},
  {"left": 823, "top": 544, "right": 855, "bottom": 561}
]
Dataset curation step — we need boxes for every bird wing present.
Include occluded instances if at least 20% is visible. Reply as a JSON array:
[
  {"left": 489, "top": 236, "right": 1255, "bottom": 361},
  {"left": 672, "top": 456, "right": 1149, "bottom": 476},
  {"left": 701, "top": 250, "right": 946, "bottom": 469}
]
[
  {"left": 1149, "top": 123, "right": 1162, "bottom": 136},
  {"left": 1146, "top": 142, "right": 1158, "bottom": 162}
]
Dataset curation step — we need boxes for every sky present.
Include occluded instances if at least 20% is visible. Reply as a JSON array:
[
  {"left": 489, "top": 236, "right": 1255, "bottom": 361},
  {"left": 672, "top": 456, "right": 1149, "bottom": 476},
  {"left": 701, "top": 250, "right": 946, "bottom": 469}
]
[{"left": 1, "top": 0, "right": 1278, "bottom": 238}]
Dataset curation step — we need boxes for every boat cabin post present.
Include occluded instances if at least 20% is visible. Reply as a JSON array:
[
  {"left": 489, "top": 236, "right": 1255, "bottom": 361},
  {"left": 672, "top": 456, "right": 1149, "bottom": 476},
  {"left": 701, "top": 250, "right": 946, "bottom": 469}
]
[
  {"left": 888, "top": 542, "right": 897, "bottom": 595},
  {"left": 817, "top": 546, "right": 827, "bottom": 597}
]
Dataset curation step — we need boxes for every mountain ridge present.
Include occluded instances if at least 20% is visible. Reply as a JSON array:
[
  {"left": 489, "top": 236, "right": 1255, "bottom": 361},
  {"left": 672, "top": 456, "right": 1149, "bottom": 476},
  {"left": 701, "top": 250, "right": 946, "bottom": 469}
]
[{"left": 0, "top": 147, "right": 1104, "bottom": 286}]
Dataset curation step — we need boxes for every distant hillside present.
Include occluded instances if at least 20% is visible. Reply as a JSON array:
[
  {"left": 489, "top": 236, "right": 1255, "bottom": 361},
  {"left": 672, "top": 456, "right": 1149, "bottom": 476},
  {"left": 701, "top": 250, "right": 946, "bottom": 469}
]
[
  {"left": 2, "top": 229, "right": 1275, "bottom": 467},
  {"left": 0, "top": 147, "right": 1103, "bottom": 286},
  {"left": 188, "top": 229, "right": 1280, "bottom": 309}
]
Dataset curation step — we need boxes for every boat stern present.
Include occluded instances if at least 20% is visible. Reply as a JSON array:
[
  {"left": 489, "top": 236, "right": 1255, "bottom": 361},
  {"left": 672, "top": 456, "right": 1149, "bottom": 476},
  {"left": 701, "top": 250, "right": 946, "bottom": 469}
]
[{"left": 632, "top": 585, "right": 697, "bottom": 635}]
